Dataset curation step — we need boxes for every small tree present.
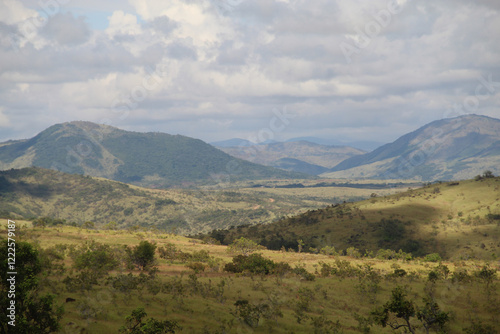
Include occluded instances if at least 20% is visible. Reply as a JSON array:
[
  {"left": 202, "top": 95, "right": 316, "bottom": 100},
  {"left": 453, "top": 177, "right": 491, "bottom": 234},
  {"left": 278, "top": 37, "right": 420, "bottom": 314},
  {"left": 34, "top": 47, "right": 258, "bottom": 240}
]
[
  {"left": 372, "top": 286, "right": 416, "bottom": 333},
  {"left": 131, "top": 241, "right": 157, "bottom": 270},
  {"left": 417, "top": 297, "right": 449, "bottom": 333},
  {"left": 483, "top": 170, "right": 494, "bottom": 178},
  {"left": 372, "top": 286, "right": 449, "bottom": 334},
  {"left": 227, "top": 237, "right": 263, "bottom": 256},
  {"left": 119, "top": 307, "right": 180, "bottom": 333}
]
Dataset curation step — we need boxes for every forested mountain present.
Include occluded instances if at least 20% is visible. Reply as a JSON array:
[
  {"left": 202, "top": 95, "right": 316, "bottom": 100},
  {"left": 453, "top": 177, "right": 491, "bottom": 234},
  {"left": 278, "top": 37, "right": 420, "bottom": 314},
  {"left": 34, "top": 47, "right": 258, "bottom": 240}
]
[{"left": 0, "top": 121, "right": 309, "bottom": 187}]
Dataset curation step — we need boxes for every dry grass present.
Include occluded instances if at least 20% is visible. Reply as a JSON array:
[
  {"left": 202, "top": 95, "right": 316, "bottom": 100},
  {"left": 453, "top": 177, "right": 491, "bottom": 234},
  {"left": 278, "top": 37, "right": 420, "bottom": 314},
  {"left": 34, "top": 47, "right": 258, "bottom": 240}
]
[{"left": 2, "top": 223, "right": 498, "bottom": 333}]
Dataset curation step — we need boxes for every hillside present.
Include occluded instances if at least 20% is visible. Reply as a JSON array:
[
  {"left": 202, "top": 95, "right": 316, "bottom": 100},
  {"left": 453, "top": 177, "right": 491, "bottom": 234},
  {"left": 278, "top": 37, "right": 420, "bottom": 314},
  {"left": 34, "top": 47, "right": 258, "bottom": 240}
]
[
  {"left": 0, "top": 121, "right": 309, "bottom": 187},
  {"left": 1, "top": 222, "right": 497, "bottom": 333},
  {"left": 200, "top": 175, "right": 500, "bottom": 260},
  {"left": 0, "top": 167, "right": 398, "bottom": 234},
  {"left": 219, "top": 141, "right": 365, "bottom": 175},
  {"left": 323, "top": 114, "right": 500, "bottom": 181}
]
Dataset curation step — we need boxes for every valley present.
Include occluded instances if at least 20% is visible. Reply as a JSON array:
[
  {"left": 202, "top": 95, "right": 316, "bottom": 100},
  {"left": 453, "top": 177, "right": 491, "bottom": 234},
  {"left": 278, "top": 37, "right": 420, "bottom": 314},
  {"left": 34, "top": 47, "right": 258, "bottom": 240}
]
[{"left": 1, "top": 115, "right": 499, "bottom": 333}]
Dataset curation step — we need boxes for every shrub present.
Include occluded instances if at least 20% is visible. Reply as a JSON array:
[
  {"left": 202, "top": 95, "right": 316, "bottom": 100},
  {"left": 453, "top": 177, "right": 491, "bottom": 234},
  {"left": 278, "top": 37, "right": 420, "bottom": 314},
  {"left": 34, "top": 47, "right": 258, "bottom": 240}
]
[
  {"left": 423, "top": 253, "right": 442, "bottom": 262},
  {"left": 271, "top": 261, "right": 292, "bottom": 276},
  {"left": 227, "top": 237, "right": 264, "bottom": 256},
  {"left": 428, "top": 271, "right": 439, "bottom": 282},
  {"left": 187, "top": 262, "right": 206, "bottom": 273},
  {"left": 71, "top": 241, "right": 119, "bottom": 276},
  {"left": 346, "top": 247, "right": 362, "bottom": 258},
  {"left": 332, "top": 259, "right": 359, "bottom": 279},
  {"left": 393, "top": 268, "right": 407, "bottom": 277},
  {"left": 319, "top": 246, "right": 337, "bottom": 256},
  {"left": 486, "top": 213, "right": 500, "bottom": 221},
  {"left": 190, "top": 250, "right": 211, "bottom": 263},
  {"left": 451, "top": 269, "right": 472, "bottom": 283},
  {"left": 119, "top": 307, "right": 180, "bottom": 333},
  {"left": 224, "top": 253, "right": 276, "bottom": 275},
  {"left": 293, "top": 266, "right": 316, "bottom": 281}
]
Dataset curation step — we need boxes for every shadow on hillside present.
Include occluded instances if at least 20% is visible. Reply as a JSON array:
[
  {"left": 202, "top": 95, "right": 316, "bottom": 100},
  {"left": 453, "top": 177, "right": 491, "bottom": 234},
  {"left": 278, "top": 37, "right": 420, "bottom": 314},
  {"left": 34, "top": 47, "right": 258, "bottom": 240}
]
[
  {"left": 0, "top": 176, "right": 54, "bottom": 199},
  {"left": 360, "top": 202, "right": 446, "bottom": 223}
]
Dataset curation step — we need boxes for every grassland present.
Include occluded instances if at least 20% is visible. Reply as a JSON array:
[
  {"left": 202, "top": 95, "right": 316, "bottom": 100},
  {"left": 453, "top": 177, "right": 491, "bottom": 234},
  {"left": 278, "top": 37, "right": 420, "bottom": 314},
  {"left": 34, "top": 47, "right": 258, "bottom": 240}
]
[
  {"left": 200, "top": 177, "right": 500, "bottom": 261},
  {"left": 0, "top": 168, "right": 406, "bottom": 234},
  {"left": 0, "top": 222, "right": 498, "bottom": 333}
]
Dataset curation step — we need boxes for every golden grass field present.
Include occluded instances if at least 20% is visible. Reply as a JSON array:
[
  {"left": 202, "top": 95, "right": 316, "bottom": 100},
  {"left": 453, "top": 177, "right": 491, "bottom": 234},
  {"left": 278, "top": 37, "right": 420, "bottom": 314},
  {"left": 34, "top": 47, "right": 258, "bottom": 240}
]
[{"left": 1, "top": 221, "right": 498, "bottom": 333}]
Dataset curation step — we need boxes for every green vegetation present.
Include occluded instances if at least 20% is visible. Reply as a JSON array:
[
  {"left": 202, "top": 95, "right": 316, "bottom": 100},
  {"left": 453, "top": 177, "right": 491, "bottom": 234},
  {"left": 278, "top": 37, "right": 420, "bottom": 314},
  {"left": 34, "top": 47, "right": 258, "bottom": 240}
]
[
  {"left": 0, "top": 167, "right": 398, "bottom": 234},
  {"left": 119, "top": 307, "right": 180, "bottom": 333},
  {"left": 0, "top": 239, "right": 63, "bottom": 333},
  {"left": 0, "top": 121, "right": 310, "bottom": 187},
  {"left": 131, "top": 241, "right": 157, "bottom": 270},
  {"left": 198, "top": 177, "right": 500, "bottom": 260},
  {"left": 0, "top": 223, "right": 498, "bottom": 333}
]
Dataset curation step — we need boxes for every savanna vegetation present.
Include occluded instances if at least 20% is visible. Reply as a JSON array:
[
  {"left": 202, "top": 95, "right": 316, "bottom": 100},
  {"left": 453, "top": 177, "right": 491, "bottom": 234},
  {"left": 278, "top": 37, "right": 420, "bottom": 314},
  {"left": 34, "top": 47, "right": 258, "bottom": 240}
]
[
  {"left": 0, "top": 222, "right": 498, "bottom": 333},
  {"left": 1, "top": 169, "right": 499, "bottom": 333},
  {"left": 197, "top": 176, "right": 500, "bottom": 261},
  {"left": 0, "top": 167, "right": 402, "bottom": 234}
]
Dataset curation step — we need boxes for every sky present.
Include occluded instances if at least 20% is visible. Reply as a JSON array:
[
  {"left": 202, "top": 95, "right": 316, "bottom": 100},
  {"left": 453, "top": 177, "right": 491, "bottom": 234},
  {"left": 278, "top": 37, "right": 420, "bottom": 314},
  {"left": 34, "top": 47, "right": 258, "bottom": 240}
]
[{"left": 0, "top": 0, "right": 499, "bottom": 147}]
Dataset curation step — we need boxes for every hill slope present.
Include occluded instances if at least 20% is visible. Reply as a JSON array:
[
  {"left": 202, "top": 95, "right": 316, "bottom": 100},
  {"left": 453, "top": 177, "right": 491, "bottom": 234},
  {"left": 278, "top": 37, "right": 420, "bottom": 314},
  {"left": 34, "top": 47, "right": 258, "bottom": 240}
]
[
  {"left": 0, "top": 167, "right": 386, "bottom": 234},
  {"left": 0, "top": 121, "right": 308, "bottom": 187},
  {"left": 219, "top": 141, "right": 365, "bottom": 175},
  {"left": 323, "top": 114, "right": 500, "bottom": 181},
  {"left": 201, "top": 176, "right": 500, "bottom": 260}
]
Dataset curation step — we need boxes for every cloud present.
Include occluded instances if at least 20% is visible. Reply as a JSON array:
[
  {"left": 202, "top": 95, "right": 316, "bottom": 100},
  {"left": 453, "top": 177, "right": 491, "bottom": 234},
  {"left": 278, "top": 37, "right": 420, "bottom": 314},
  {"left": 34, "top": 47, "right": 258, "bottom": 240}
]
[
  {"left": 0, "top": 0, "right": 37, "bottom": 25},
  {"left": 0, "top": 107, "right": 10, "bottom": 127},
  {"left": 106, "top": 11, "right": 142, "bottom": 36},
  {"left": 40, "top": 12, "right": 90, "bottom": 45},
  {"left": 165, "top": 39, "right": 198, "bottom": 60},
  {"left": 0, "top": 0, "right": 498, "bottom": 146}
]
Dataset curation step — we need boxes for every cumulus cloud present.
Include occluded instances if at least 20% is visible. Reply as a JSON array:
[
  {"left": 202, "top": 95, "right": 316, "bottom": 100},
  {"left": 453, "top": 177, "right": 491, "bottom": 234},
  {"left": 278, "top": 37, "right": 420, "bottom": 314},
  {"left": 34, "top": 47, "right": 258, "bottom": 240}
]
[
  {"left": 40, "top": 12, "right": 90, "bottom": 45},
  {"left": 0, "top": 0, "right": 499, "bottom": 146}
]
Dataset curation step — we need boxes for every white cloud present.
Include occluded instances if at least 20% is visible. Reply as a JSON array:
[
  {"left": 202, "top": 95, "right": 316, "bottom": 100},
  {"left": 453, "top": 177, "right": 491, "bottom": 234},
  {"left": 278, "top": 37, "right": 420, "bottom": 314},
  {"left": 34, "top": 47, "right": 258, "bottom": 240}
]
[
  {"left": 0, "top": 0, "right": 499, "bottom": 145},
  {"left": 0, "top": 0, "right": 37, "bottom": 25},
  {"left": 106, "top": 11, "right": 142, "bottom": 36},
  {"left": 0, "top": 107, "right": 10, "bottom": 127}
]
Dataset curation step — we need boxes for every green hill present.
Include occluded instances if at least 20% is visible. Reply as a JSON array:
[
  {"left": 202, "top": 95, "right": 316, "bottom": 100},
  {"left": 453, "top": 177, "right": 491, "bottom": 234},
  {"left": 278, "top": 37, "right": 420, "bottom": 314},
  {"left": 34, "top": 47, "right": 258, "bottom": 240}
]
[
  {"left": 324, "top": 114, "right": 500, "bottom": 180},
  {"left": 0, "top": 167, "right": 389, "bottom": 234},
  {"left": 200, "top": 175, "right": 500, "bottom": 260},
  {"left": 0, "top": 121, "right": 309, "bottom": 187}
]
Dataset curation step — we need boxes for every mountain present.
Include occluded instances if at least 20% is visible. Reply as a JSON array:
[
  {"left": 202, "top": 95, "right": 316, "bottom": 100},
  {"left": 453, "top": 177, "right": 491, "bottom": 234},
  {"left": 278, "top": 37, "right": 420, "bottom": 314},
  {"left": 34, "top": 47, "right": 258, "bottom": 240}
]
[
  {"left": 218, "top": 141, "right": 365, "bottom": 175},
  {"left": 323, "top": 114, "right": 500, "bottom": 181},
  {"left": 286, "top": 137, "right": 384, "bottom": 151},
  {"left": 270, "top": 158, "right": 329, "bottom": 175},
  {"left": 200, "top": 176, "right": 500, "bottom": 260},
  {"left": 210, "top": 138, "right": 255, "bottom": 147},
  {"left": 0, "top": 121, "right": 310, "bottom": 187}
]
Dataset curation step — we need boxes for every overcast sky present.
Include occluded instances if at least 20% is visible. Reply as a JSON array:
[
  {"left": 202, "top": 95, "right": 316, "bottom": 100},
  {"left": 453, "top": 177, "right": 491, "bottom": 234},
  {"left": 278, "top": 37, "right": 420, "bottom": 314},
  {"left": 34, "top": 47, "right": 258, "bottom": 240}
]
[{"left": 1, "top": 0, "right": 499, "bottom": 147}]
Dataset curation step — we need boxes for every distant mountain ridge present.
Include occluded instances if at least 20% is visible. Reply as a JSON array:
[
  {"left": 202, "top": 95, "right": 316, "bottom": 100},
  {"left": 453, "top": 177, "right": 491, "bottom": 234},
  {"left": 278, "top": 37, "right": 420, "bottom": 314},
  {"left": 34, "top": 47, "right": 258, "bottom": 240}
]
[
  {"left": 218, "top": 140, "right": 365, "bottom": 175},
  {"left": 285, "top": 137, "right": 384, "bottom": 151},
  {"left": 0, "top": 121, "right": 309, "bottom": 187},
  {"left": 212, "top": 137, "right": 383, "bottom": 151},
  {"left": 323, "top": 114, "right": 500, "bottom": 180}
]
